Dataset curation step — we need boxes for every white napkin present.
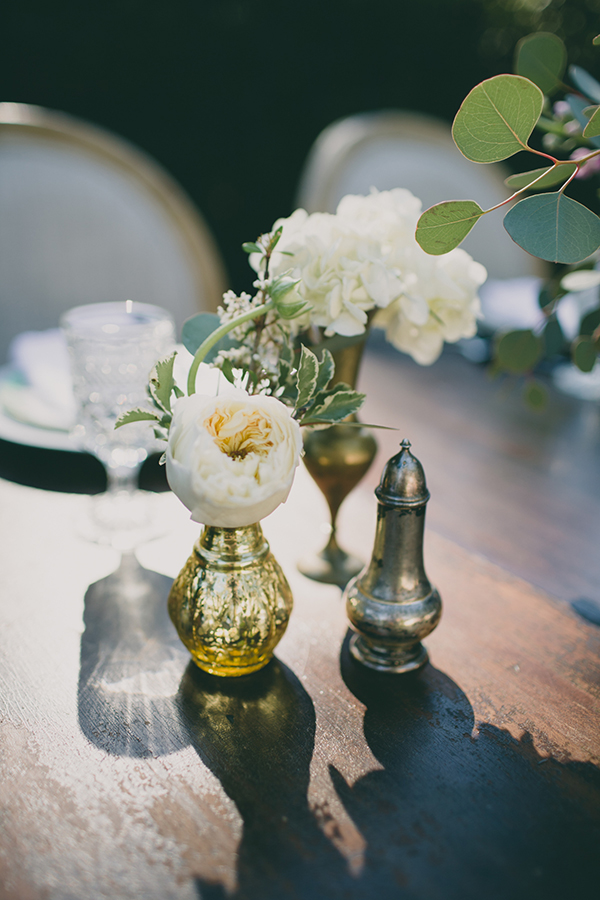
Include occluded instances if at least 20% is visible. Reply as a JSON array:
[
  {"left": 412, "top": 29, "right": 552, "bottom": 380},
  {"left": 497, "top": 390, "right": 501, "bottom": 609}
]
[
  {"left": 3, "top": 329, "right": 76, "bottom": 431},
  {"left": 1, "top": 330, "right": 222, "bottom": 434}
]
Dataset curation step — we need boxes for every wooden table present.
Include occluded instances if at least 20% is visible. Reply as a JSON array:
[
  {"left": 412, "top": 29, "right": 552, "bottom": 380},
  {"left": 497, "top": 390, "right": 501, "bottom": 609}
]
[{"left": 1, "top": 345, "right": 599, "bottom": 900}]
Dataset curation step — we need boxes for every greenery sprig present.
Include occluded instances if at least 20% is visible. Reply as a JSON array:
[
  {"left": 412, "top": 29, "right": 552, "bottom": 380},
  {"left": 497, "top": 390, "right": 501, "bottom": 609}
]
[
  {"left": 415, "top": 30, "right": 600, "bottom": 405},
  {"left": 115, "top": 226, "right": 368, "bottom": 443},
  {"left": 415, "top": 31, "right": 600, "bottom": 264}
]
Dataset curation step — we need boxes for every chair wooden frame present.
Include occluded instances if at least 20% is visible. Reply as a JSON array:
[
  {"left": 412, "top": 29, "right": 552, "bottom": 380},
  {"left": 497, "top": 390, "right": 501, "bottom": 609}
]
[{"left": 0, "top": 101, "right": 227, "bottom": 313}]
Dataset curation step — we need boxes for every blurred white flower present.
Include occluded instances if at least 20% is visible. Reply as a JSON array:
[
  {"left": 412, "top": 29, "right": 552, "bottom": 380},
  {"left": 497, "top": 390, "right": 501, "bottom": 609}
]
[
  {"left": 267, "top": 188, "right": 487, "bottom": 364},
  {"left": 376, "top": 247, "right": 486, "bottom": 365},
  {"left": 166, "top": 389, "right": 302, "bottom": 527}
]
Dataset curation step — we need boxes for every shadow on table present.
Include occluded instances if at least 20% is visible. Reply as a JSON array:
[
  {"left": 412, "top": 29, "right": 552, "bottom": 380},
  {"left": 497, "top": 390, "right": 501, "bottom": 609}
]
[
  {"left": 78, "top": 563, "right": 600, "bottom": 899},
  {"left": 179, "top": 639, "right": 600, "bottom": 900},
  {"left": 176, "top": 659, "right": 355, "bottom": 900},
  {"left": 78, "top": 554, "right": 190, "bottom": 757},
  {"left": 334, "top": 634, "right": 600, "bottom": 900}
]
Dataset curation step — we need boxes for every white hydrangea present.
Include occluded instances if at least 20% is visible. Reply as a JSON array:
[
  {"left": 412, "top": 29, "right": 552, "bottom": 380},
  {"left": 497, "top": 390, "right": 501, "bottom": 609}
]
[{"left": 267, "top": 188, "right": 487, "bottom": 365}]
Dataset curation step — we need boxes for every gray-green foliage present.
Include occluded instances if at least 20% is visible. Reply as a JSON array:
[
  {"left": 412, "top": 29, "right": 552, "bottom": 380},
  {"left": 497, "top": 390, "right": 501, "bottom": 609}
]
[
  {"left": 181, "top": 309, "right": 366, "bottom": 426},
  {"left": 114, "top": 351, "right": 182, "bottom": 457},
  {"left": 176, "top": 227, "right": 366, "bottom": 426},
  {"left": 416, "top": 32, "right": 600, "bottom": 265},
  {"left": 291, "top": 347, "right": 365, "bottom": 425},
  {"left": 417, "top": 30, "right": 600, "bottom": 404}
]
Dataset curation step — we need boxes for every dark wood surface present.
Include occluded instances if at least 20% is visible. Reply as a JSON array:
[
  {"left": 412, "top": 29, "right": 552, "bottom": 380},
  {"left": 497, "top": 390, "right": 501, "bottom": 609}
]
[{"left": 1, "top": 345, "right": 599, "bottom": 900}]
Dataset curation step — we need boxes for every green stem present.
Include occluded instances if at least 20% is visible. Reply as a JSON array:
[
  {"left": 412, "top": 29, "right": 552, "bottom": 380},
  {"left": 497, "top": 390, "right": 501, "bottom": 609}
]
[
  {"left": 483, "top": 159, "right": 582, "bottom": 216},
  {"left": 187, "top": 300, "right": 274, "bottom": 395}
]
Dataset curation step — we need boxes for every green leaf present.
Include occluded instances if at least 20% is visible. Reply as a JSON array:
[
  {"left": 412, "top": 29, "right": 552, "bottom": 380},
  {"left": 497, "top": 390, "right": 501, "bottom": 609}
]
[
  {"left": 270, "top": 226, "right": 283, "bottom": 250},
  {"left": 514, "top": 32, "right": 567, "bottom": 96},
  {"left": 523, "top": 380, "right": 548, "bottom": 410},
  {"left": 594, "top": 34, "right": 600, "bottom": 47},
  {"left": 301, "top": 389, "right": 365, "bottom": 425},
  {"left": 219, "top": 357, "right": 237, "bottom": 384},
  {"left": 452, "top": 74, "right": 544, "bottom": 163},
  {"left": 504, "top": 164, "right": 577, "bottom": 191},
  {"left": 580, "top": 306, "right": 600, "bottom": 337},
  {"left": 569, "top": 65, "right": 600, "bottom": 104},
  {"left": 114, "top": 408, "right": 161, "bottom": 429},
  {"left": 496, "top": 329, "right": 543, "bottom": 373},
  {"left": 182, "top": 312, "right": 238, "bottom": 362},
  {"left": 270, "top": 274, "right": 300, "bottom": 302},
  {"left": 572, "top": 336, "right": 598, "bottom": 372},
  {"left": 270, "top": 276, "right": 310, "bottom": 319},
  {"left": 315, "top": 348, "right": 335, "bottom": 394},
  {"left": 296, "top": 345, "right": 319, "bottom": 408},
  {"left": 542, "top": 317, "right": 565, "bottom": 357},
  {"left": 538, "top": 284, "right": 557, "bottom": 310},
  {"left": 182, "top": 312, "right": 219, "bottom": 353},
  {"left": 567, "top": 95, "right": 600, "bottom": 148},
  {"left": 148, "top": 352, "right": 179, "bottom": 414},
  {"left": 416, "top": 200, "right": 484, "bottom": 255},
  {"left": 584, "top": 107, "right": 600, "bottom": 138},
  {"left": 278, "top": 358, "right": 292, "bottom": 387},
  {"left": 315, "top": 420, "right": 398, "bottom": 431},
  {"left": 242, "top": 241, "right": 263, "bottom": 255},
  {"left": 503, "top": 193, "right": 600, "bottom": 264}
]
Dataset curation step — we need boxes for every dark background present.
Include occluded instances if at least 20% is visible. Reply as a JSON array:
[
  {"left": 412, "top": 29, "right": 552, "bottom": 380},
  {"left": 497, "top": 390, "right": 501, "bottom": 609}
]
[{"left": 3, "top": 0, "right": 600, "bottom": 291}]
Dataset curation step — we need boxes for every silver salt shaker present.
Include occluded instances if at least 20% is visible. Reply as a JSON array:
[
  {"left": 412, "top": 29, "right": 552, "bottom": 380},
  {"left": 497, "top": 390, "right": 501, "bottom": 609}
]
[{"left": 344, "top": 440, "right": 442, "bottom": 673}]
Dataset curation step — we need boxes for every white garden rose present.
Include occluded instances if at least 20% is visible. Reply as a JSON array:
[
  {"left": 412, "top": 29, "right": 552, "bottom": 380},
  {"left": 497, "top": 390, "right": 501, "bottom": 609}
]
[{"left": 166, "top": 388, "right": 302, "bottom": 527}]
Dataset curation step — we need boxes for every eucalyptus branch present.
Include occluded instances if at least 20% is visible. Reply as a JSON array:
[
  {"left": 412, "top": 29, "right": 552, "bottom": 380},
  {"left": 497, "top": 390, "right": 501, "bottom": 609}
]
[
  {"left": 564, "top": 147, "right": 600, "bottom": 164},
  {"left": 485, "top": 163, "right": 567, "bottom": 214},
  {"left": 519, "top": 144, "right": 560, "bottom": 164},
  {"left": 416, "top": 32, "right": 600, "bottom": 265},
  {"left": 557, "top": 165, "right": 580, "bottom": 194}
]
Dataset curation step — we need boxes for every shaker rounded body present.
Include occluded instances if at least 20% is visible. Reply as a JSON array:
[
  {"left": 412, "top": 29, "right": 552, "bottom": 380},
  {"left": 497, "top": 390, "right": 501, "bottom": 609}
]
[
  {"left": 346, "top": 578, "right": 442, "bottom": 670},
  {"left": 343, "top": 441, "right": 442, "bottom": 673}
]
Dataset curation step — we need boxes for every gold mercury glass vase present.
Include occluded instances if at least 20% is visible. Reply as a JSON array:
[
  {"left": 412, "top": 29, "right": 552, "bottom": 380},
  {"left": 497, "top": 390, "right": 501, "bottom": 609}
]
[
  {"left": 168, "top": 523, "right": 293, "bottom": 677},
  {"left": 298, "top": 338, "right": 378, "bottom": 588}
]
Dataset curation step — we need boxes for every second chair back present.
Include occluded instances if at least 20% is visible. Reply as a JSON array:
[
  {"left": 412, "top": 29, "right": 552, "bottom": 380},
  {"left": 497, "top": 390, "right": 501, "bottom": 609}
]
[{"left": 296, "top": 111, "right": 546, "bottom": 280}]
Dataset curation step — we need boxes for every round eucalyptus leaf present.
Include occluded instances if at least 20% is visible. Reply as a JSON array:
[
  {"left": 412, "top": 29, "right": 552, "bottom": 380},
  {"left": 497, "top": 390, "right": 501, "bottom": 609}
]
[
  {"left": 496, "top": 329, "right": 543, "bottom": 373},
  {"left": 583, "top": 107, "right": 600, "bottom": 138},
  {"left": 181, "top": 312, "right": 238, "bottom": 362},
  {"left": 567, "top": 95, "right": 600, "bottom": 148},
  {"left": 538, "top": 285, "right": 556, "bottom": 310},
  {"left": 415, "top": 200, "right": 483, "bottom": 255},
  {"left": 594, "top": 34, "right": 600, "bottom": 47},
  {"left": 515, "top": 32, "right": 567, "bottom": 96},
  {"left": 569, "top": 65, "right": 600, "bottom": 104},
  {"left": 505, "top": 164, "right": 577, "bottom": 191},
  {"left": 504, "top": 194, "right": 600, "bottom": 264},
  {"left": 579, "top": 306, "right": 600, "bottom": 337},
  {"left": 452, "top": 75, "right": 544, "bottom": 163},
  {"left": 523, "top": 380, "right": 548, "bottom": 410},
  {"left": 542, "top": 317, "right": 565, "bottom": 357},
  {"left": 572, "top": 336, "right": 598, "bottom": 372}
]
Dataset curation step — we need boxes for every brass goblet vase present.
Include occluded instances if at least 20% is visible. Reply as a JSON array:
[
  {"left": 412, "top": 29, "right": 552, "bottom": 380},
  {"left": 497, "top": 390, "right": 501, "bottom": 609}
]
[{"left": 298, "top": 340, "right": 378, "bottom": 588}]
